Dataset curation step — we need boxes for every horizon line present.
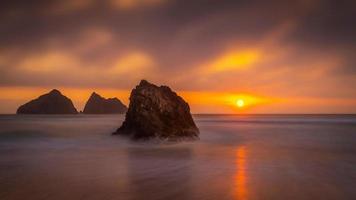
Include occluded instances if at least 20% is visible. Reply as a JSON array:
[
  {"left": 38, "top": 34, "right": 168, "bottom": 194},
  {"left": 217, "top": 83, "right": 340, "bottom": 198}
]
[{"left": 1, "top": 113, "right": 356, "bottom": 115}]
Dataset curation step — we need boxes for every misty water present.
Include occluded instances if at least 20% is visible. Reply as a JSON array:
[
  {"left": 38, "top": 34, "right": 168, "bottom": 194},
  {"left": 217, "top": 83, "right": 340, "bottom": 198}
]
[{"left": 0, "top": 114, "right": 356, "bottom": 200}]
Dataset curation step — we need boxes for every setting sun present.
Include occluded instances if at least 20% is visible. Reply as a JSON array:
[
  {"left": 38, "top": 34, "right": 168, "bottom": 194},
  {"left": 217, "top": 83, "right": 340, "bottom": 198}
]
[{"left": 236, "top": 99, "right": 245, "bottom": 108}]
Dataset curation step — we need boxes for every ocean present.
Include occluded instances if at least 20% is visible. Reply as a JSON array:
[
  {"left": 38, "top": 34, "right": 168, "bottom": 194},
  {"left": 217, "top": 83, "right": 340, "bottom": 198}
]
[{"left": 0, "top": 114, "right": 355, "bottom": 200}]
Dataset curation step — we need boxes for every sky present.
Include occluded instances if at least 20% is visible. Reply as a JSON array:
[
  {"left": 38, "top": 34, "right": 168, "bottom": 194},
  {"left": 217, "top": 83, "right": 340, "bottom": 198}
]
[{"left": 0, "top": 0, "right": 356, "bottom": 113}]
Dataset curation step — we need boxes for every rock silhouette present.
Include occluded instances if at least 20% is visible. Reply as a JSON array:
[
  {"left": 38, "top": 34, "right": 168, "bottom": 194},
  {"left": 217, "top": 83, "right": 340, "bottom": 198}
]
[
  {"left": 83, "top": 92, "right": 127, "bottom": 114},
  {"left": 114, "top": 80, "right": 199, "bottom": 140},
  {"left": 17, "top": 89, "right": 78, "bottom": 114}
]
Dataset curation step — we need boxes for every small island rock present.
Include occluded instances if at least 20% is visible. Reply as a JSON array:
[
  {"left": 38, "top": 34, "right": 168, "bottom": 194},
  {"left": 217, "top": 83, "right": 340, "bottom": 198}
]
[
  {"left": 113, "top": 80, "right": 199, "bottom": 140},
  {"left": 83, "top": 92, "right": 127, "bottom": 114},
  {"left": 17, "top": 89, "right": 78, "bottom": 114}
]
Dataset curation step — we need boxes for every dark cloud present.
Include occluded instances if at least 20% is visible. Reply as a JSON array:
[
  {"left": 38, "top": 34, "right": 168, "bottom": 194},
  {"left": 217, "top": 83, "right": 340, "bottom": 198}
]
[
  {"left": 0, "top": 0, "right": 355, "bottom": 91},
  {"left": 291, "top": 0, "right": 356, "bottom": 45},
  {"left": 0, "top": 0, "right": 307, "bottom": 49}
]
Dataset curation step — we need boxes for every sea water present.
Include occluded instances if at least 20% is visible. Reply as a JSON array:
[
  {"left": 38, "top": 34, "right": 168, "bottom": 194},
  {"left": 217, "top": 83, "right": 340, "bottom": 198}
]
[{"left": 0, "top": 114, "right": 356, "bottom": 200}]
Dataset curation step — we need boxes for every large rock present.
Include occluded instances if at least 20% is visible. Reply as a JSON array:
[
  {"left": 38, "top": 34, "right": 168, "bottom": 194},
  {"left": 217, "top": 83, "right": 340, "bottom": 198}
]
[
  {"left": 17, "top": 89, "right": 78, "bottom": 114},
  {"left": 113, "top": 80, "right": 199, "bottom": 140},
  {"left": 83, "top": 92, "right": 127, "bottom": 114}
]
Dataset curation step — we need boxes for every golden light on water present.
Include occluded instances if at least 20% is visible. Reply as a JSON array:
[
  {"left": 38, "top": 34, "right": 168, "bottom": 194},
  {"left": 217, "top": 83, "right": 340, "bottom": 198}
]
[{"left": 234, "top": 146, "right": 247, "bottom": 200}]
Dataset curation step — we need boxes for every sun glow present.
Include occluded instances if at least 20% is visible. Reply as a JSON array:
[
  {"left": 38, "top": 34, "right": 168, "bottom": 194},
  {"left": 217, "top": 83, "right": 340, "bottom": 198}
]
[
  {"left": 226, "top": 94, "right": 272, "bottom": 111},
  {"left": 0, "top": 87, "right": 278, "bottom": 114},
  {"left": 180, "top": 91, "right": 274, "bottom": 113},
  {"left": 236, "top": 99, "right": 245, "bottom": 108}
]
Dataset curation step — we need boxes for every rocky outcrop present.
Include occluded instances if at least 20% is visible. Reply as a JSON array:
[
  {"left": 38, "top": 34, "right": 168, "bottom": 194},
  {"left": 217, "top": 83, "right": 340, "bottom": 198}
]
[
  {"left": 83, "top": 92, "right": 127, "bottom": 114},
  {"left": 113, "top": 80, "right": 199, "bottom": 140},
  {"left": 17, "top": 89, "right": 78, "bottom": 114}
]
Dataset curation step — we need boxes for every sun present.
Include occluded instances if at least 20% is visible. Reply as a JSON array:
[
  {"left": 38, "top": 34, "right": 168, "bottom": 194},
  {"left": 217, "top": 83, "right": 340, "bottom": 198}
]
[{"left": 236, "top": 99, "right": 245, "bottom": 108}]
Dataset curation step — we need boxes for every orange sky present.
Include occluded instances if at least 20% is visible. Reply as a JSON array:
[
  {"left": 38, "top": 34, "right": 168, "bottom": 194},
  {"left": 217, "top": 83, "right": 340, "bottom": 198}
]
[
  {"left": 0, "top": 0, "right": 355, "bottom": 113},
  {"left": 1, "top": 86, "right": 355, "bottom": 114},
  {"left": 1, "top": 40, "right": 355, "bottom": 113}
]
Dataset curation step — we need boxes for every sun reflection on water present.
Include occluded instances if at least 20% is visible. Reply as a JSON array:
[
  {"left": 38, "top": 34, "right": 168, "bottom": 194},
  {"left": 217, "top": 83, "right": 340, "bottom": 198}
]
[{"left": 235, "top": 146, "right": 247, "bottom": 200}]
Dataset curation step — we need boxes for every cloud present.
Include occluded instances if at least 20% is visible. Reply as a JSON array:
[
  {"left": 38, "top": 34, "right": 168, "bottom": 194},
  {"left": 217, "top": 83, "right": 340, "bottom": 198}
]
[
  {"left": 204, "top": 49, "right": 261, "bottom": 73},
  {"left": 0, "top": 0, "right": 355, "bottom": 113},
  {"left": 111, "top": 52, "right": 155, "bottom": 75},
  {"left": 110, "top": 0, "right": 167, "bottom": 10},
  {"left": 48, "top": 0, "right": 94, "bottom": 14},
  {"left": 0, "top": 45, "right": 156, "bottom": 88},
  {"left": 17, "top": 51, "right": 79, "bottom": 72}
]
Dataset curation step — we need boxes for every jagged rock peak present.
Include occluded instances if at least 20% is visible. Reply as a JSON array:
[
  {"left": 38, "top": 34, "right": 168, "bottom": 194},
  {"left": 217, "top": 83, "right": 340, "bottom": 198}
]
[
  {"left": 83, "top": 92, "right": 127, "bottom": 114},
  {"left": 49, "top": 89, "right": 61, "bottom": 94},
  {"left": 16, "top": 89, "right": 78, "bottom": 114},
  {"left": 90, "top": 91, "right": 100, "bottom": 97},
  {"left": 138, "top": 79, "right": 152, "bottom": 86},
  {"left": 114, "top": 79, "right": 199, "bottom": 141}
]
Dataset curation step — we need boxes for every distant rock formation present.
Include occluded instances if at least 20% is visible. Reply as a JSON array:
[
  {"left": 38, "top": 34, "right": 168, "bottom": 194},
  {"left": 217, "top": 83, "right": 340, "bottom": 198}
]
[
  {"left": 17, "top": 89, "right": 78, "bottom": 114},
  {"left": 113, "top": 80, "right": 199, "bottom": 140},
  {"left": 83, "top": 92, "right": 127, "bottom": 114}
]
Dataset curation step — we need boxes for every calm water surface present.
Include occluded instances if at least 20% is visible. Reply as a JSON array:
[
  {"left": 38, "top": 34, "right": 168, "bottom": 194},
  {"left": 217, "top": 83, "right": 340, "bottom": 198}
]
[{"left": 0, "top": 114, "right": 356, "bottom": 200}]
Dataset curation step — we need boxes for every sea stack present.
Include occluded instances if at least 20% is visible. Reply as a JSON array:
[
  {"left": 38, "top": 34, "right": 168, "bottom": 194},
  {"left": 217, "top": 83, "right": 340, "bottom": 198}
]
[
  {"left": 17, "top": 89, "right": 78, "bottom": 114},
  {"left": 83, "top": 92, "right": 127, "bottom": 114},
  {"left": 113, "top": 80, "right": 199, "bottom": 140}
]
